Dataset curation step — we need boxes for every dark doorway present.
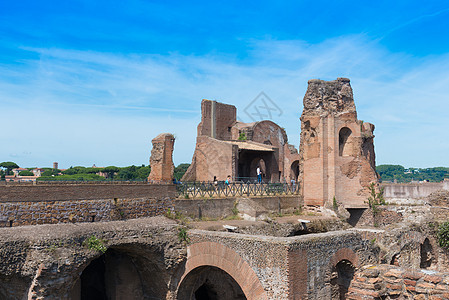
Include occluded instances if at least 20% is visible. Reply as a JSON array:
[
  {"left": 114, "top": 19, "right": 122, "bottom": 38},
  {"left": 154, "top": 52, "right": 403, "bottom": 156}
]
[
  {"left": 330, "top": 260, "right": 355, "bottom": 300},
  {"left": 290, "top": 160, "right": 299, "bottom": 182},
  {"left": 80, "top": 255, "right": 107, "bottom": 300},
  {"left": 420, "top": 238, "right": 433, "bottom": 269},
  {"left": 346, "top": 208, "right": 366, "bottom": 227},
  {"left": 194, "top": 280, "right": 218, "bottom": 300},
  {"left": 177, "top": 266, "right": 246, "bottom": 300},
  {"left": 237, "top": 149, "right": 274, "bottom": 182},
  {"left": 79, "top": 249, "right": 146, "bottom": 299}
]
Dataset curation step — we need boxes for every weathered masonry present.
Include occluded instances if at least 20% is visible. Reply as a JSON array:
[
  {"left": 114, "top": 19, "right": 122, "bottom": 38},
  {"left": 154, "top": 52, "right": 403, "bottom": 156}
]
[
  {"left": 0, "top": 183, "right": 176, "bottom": 226},
  {"left": 299, "top": 78, "right": 378, "bottom": 208},
  {"left": 182, "top": 100, "right": 300, "bottom": 183},
  {"left": 2, "top": 217, "right": 447, "bottom": 299},
  {"left": 0, "top": 217, "right": 378, "bottom": 299}
]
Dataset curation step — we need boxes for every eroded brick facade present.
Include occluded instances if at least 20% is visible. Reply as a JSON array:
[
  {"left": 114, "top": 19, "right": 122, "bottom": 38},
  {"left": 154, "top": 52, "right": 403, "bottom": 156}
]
[
  {"left": 148, "top": 133, "right": 175, "bottom": 182},
  {"left": 299, "top": 78, "right": 378, "bottom": 208},
  {"left": 182, "top": 100, "right": 300, "bottom": 183}
]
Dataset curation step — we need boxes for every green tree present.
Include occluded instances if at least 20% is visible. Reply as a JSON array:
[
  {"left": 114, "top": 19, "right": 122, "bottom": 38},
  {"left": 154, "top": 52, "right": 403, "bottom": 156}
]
[
  {"left": 41, "top": 169, "right": 61, "bottom": 176},
  {"left": 437, "top": 222, "right": 449, "bottom": 250},
  {"left": 0, "top": 161, "right": 19, "bottom": 175},
  {"left": 136, "top": 165, "right": 151, "bottom": 179},
  {"left": 117, "top": 166, "right": 137, "bottom": 180},
  {"left": 174, "top": 163, "right": 190, "bottom": 181},
  {"left": 103, "top": 166, "right": 119, "bottom": 179},
  {"left": 18, "top": 170, "right": 34, "bottom": 176}
]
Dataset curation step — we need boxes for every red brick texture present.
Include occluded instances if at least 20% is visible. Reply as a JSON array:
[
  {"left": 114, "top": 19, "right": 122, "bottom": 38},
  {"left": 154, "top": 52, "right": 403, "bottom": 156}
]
[
  {"left": 0, "top": 183, "right": 176, "bottom": 202},
  {"left": 0, "top": 184, "right": 176, "bottom": 226},
  {"left": 329, "top": 248, "right": 359, "bottom": 269},
  {"left": 148, "top": 133, "right": 175, "bottom": 182},
  {"left": 348, "top": 265, "right": 449, "bottom": 299},
  {"left": 179, "top": 241, "right": 268, "bottom": 300},
  {"left": 288, "top": 249, "right": 308, "bottom": 300}
]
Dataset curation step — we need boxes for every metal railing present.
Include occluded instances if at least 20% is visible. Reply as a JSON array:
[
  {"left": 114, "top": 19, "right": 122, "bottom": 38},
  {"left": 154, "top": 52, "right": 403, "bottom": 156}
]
[{"left": 176, "top": 181, "right": 299, "bottom": 198}]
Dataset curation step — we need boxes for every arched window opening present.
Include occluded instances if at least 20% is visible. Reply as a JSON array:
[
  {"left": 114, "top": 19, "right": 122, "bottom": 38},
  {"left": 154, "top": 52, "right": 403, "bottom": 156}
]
[
  {"left": 178, "top": 266, "right": 246, "bottom": 300},
  {"left": 290, "top": 160, "right": 300, "bottom": 183},
  {"left": 390, "top": 253, "right": 400, "bottom": 266},
  {"left": 330, "top": 259, "right": 355, "bottom": 300},
  {"left": 78, "top": 248, "right": 152, "bottom": 299},
  {"left": 339, "top": 127, "right": 352, "bottom": 156}
]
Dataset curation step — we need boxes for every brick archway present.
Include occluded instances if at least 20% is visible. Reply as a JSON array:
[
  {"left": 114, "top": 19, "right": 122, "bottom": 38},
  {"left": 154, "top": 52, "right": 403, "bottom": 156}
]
[
  {"left": 329, "top": 248, "right": 359, "bottom": 268},
  {"left": 178, "top": 241, "right": 267, "bottom": 300},
  {"left": 329, "top": 248, "right": 359, "bottom": 300}
]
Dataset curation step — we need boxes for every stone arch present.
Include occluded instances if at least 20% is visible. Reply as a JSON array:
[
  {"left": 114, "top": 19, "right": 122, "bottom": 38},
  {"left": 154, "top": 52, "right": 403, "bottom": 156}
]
[
  {"left": 329, "top": 248, "right": 359, "bottom": 268},
  {"left": 390, "top": 253, "right": 400, "bottom": 266},
  {"left": 330, "top": 259, "right": 355, "bottom": 300},
  {"left": 177, "top": 242, "right": 267, "bottom": 300},
  {"left": 290, "top": 160, "right": 300, "bottom": 182},
  {"left": 339, "top": 127, "right": 352, "bottom": 156},
  {"left": 72, "top": 244, "right": 172, "bottom": 300},
  {"left": 328, "top": 249, "right": 358, "bottom": 300},
  {"left": 251, "top": 120, "right": 287, "bottom": 148},
  {"left": 249, "top": 157, "right": 267, "bottom": 182}
]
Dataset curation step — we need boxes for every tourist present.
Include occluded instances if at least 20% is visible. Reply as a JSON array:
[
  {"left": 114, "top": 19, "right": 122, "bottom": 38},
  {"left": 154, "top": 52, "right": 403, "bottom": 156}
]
[
  {"left": 257, "top": 166, "right": 262, "bottom": 183},
  {"left": 225, "top": 175, "right": 231, "bottom": 185}
]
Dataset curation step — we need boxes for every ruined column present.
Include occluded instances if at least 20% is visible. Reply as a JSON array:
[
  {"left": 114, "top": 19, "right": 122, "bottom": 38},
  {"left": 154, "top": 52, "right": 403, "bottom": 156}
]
[
  {"left": 148, "top": 133, "right": 175, "bottom": 183},
  {"left": 299, "top": 78, "right": 378, "bottom": 208}
]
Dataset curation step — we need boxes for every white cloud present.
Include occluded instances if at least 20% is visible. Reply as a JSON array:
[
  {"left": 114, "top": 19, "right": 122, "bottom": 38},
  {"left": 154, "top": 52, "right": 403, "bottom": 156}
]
[{"left": 1, "top": 35, "right": 449, "bottom": 168}]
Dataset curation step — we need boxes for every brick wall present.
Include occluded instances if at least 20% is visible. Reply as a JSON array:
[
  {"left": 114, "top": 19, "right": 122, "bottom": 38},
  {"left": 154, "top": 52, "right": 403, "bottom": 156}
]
[
  {"left": 348, "top": 265, "right": 449, "bottom": 299},
  {"left": 0, "top": 197, "right": 174, "bottom": 226},
  {"left": 0, "top": 184, "right": 176, "bottom": 226},
  {"left": 0, "top": 183, "right": 176, "bottom": 202}
]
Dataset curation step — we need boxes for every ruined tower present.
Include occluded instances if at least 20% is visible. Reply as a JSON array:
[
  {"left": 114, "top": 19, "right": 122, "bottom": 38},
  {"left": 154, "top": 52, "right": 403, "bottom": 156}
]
[
  {"left": 299, "top": 78, "right": 377, "bottom": 208},
  {"left": 148, "top": 133, "right": 175, "bottom": 182}
]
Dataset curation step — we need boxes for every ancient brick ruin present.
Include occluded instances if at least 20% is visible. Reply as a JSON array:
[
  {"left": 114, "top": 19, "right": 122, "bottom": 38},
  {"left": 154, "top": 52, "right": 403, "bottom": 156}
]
[
  {"left": 182, "top": 99, "right": 300, "bottom": 183},
  {"left": 148, "top": 133, "right": 175, "bottom": 182},
  {"left": 1, "top": 78, "right": 449, "bottom": 300},
  {"left": 300, "top": 78, "right": 378, "bottom": 208}
]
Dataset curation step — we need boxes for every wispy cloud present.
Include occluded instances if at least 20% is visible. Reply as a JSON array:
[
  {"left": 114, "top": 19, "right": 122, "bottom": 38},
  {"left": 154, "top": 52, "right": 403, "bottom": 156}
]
[{"left": 1, "top": 35, "right": 449, "bottom": 168}]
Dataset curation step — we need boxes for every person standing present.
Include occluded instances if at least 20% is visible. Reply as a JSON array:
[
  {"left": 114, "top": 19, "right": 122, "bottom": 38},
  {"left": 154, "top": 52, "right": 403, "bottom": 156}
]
[{"left": 257, "top": 166, "right": 262, "bottom": 183}]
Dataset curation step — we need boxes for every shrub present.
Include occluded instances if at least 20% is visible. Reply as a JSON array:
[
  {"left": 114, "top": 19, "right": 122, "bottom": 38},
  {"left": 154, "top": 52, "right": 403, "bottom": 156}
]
[
  {"left": 83, "top": 235, "right": 107, "bottom": 253},
  {"left": 19, "top": 170, "right": 34, "bottom": 176},
  {"left": 367, "top": 182, "right": 385, "bottom": 215},
  {"left": 178, "top": 227, "right": 190, "bottom": 244},
  {"left": 437, "top": 222, "right": 449, "bottom": 250},
  {"left": 238, "top": 132, "right": 247, "bottom": 141}
]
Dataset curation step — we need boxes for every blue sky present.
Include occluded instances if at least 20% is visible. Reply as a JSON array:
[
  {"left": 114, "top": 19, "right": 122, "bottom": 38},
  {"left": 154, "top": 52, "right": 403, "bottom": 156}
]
[{"left": 1, "top": 0, "right": 449, "bottom": 168}]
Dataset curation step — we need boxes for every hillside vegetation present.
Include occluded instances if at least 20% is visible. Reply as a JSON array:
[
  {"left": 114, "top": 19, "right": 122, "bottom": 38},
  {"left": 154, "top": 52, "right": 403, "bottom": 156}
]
[{"left": 377, "top": 165, "right": 449, "bottom": 183}]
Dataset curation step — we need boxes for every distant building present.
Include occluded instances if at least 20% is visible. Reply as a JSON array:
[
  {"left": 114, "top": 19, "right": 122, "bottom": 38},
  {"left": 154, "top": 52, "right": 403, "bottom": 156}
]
[
  {"left": 32, "top": 168, "right": 45, "bottom": 177},
  {"left": 12, "top": 168, "right": 29, "bottom": 177}
]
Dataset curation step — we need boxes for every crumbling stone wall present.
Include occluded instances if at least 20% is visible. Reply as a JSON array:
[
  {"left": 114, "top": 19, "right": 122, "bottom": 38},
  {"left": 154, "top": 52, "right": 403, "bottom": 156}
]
[
  {"left": 183, "top": 99, "right": 300, "bottom": 182},
  {"left": 148, "top": 133, "right": 175, "bottom": 182},
  {"left": 197, "top": 100, "right": 236, "bottom": 140},
  {"left": 0, "top": 183, "right": 176, "bottom": 202},
  {"left": 0, "top": 216, "right": 186, "bottom": 299},
  {"left": 382, "top": 181, "right": 449, "bottom": 201},
  {"left": 299, "top": 78, "right": 378, "bottom": 208},
  {"left": 0, "top": 184, "right": 176, "bottom": 227},
  {"left": 186, "top": 229, "right": 378, "bottom": 299},
  {"left": 0, "top": 197, "right": 174, "bottom": 226},
  {"left": 348, "top": 265, "right": 449, "bottom": 299}
]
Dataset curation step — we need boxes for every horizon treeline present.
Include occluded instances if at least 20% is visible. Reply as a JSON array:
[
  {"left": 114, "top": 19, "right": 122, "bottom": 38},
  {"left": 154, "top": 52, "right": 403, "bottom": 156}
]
[
  {"left": 2, "top": 161, "right": 448, "bottom": 183},
  {"left": 0, "top": 162, "right": 191, "bottom": 181},
  {"left": 377, "top": 165, "right": 449, "bottom": 183}
]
